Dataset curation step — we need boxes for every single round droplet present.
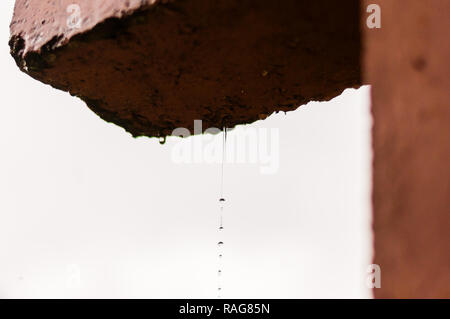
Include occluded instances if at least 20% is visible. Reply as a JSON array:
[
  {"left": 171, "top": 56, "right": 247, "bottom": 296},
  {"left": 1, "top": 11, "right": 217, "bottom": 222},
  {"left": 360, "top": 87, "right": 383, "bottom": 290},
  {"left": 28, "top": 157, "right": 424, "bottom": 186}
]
[
  {"left": 218, "top": 254, "right": 223, "bottom": 258},
  {"left": 219, "top": 226, "right": 224, "bottom": 231},
  {"left": 219, "top": 198, "right": 225, "bottom": 202},
  {"left": 218, "top": 270, "right": 222, "bottom": 276},
  {"left": 159, "top": 136, "right": 166, "bottom": 145},
  {"left": 218, "top": 241, "right": 224, "bottom": 246},
  {"left": 218, "top": 287, "right": 222, "bottom": 291}
]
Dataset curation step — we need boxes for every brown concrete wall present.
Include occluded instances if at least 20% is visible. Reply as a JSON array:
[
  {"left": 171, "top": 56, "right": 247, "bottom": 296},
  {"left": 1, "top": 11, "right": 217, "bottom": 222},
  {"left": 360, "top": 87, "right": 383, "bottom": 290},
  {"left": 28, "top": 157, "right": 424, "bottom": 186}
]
[
  {"left": 363, "top": 0, "right": 450, "bottom": 298},
  {"left": 9, "top": 0, "right": 361, "bottom": 138}
]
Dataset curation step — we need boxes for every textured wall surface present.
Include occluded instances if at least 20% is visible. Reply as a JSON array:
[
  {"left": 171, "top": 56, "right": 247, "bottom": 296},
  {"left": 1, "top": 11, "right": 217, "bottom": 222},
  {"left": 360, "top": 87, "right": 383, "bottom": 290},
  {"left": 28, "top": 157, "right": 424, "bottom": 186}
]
[
  {"left": 10, "top": 0, "right": 361, "bottom": 138},
  {"left": 363, "top": 0, "right": 450, "bottom": 298}
]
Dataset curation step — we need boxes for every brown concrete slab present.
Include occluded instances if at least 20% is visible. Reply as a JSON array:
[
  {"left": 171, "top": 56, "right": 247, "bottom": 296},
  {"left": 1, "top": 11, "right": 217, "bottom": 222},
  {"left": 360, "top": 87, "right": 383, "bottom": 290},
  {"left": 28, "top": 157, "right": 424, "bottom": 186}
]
[{"left": 10, "top": 0, "right": 361, "bottom": 137}]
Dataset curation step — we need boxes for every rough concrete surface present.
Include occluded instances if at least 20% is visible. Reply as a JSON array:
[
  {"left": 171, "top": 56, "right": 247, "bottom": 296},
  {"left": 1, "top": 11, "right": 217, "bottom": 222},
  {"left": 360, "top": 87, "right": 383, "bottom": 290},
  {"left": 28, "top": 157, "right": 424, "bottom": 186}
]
[
  {"left": 363, "top": 0, "right": 450, "bottom": 298},
  {"left": 9, "top": 0, "right": 361, "bottom": 137}
]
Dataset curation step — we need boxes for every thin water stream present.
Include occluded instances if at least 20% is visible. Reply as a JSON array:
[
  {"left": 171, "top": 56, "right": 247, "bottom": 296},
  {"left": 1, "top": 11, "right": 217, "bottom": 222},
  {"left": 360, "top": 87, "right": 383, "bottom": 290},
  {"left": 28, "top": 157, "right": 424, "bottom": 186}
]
[{"left": 217, "top": 127, "right": 227, "bottom": 298}]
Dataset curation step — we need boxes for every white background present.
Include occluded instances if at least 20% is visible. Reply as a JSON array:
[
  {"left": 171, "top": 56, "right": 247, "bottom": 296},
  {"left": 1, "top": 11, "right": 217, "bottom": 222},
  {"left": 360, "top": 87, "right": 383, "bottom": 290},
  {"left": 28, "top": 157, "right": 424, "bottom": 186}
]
[{"left": 0, "top": 1, "right": 372, "bottom": 298}]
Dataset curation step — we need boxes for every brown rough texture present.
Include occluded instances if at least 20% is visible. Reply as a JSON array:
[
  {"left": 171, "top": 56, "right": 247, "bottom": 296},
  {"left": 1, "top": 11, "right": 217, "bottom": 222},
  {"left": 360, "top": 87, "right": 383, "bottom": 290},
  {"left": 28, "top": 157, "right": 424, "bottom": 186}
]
[
  {"left": 9, "top": 0, "right": 361, "bottom": 137},
  {"left": 364, "top": 0, "right": 450, "bottom": 298}
]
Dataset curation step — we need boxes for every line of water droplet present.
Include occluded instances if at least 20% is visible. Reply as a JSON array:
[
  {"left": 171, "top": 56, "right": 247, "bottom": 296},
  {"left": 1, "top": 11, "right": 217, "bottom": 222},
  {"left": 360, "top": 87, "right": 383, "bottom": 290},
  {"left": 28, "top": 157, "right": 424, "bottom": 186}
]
[{"left": 217, "top": 127, "right": 227, "bottom": 298}]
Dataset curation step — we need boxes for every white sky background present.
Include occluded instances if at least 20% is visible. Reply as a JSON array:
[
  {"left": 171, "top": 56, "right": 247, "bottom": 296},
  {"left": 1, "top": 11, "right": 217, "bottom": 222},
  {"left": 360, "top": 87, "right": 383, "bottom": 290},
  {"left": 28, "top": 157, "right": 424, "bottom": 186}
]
[{"left": 0, "top": 1, "right": 372, "bottom": 298}]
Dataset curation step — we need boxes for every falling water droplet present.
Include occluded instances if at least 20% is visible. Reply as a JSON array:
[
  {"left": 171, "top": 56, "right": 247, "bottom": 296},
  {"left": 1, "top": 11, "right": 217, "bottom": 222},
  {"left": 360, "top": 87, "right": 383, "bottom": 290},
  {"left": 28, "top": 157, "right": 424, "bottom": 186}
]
[
  {"left": 219, "top": 198, "right": 226, "bottom": 210},
  {"left": 216, "top": 127, "right": 227, "bottom": 299},
  {"left": 159, "top": 136, "right": 166, "bottom": 145}
]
